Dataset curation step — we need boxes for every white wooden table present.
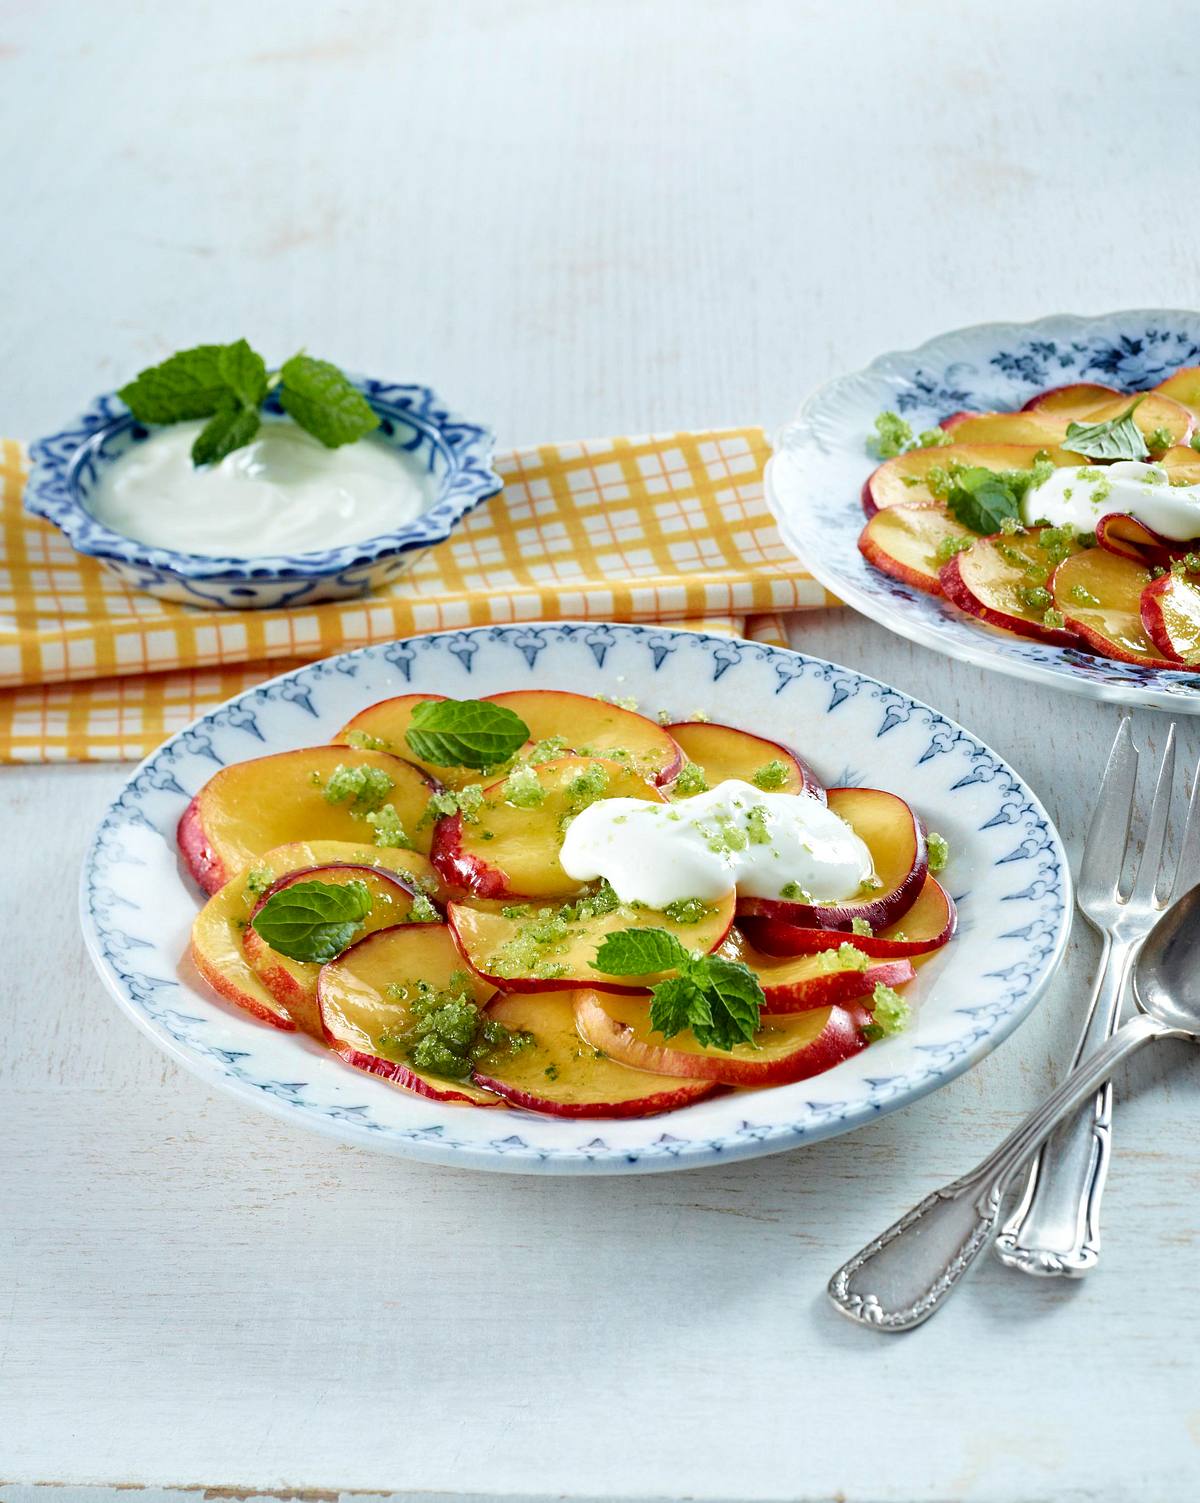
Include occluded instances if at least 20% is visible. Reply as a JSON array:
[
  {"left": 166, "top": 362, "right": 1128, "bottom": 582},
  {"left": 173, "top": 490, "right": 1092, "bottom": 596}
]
[{"left": 3, "top": 3, "right": 1199, "bottom": 1499}]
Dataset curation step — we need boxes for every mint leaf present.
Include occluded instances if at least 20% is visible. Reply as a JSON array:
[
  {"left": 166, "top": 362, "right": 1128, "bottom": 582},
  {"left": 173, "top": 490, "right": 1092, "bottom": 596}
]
[
  {"left": 218, "top": 338, "right": 268, "bottom": 409},
  {"left": 593, "top": 925, "right": 764, "bottom": 1050},
  {"left": 693, "top": 954, "right": 764, "bottom": 1049},
  {"left": 118, "top": 344, "right": 233, "bottom": 424},
  {"left": 279, "top": 354, "right": 380, "bottom": 448},
  {"left": 405, "top": 698, "right": 530, "bottom": 770},
  {"left": 649, "top": 974, "right": 712, "bottom": 1038},
  {"left": 250, "top": 878, "right": 372, "bottom": 962},
  {"left": 592, "top": 927, "right": 692, "bottom": 976},
  {"left": 1063, "top": 398, "right": 1149, "bottom": 461},
  {"left": 944, "top": 466, "right": 1022, "bottom": 535},
  {"left": 191, "top": 405, "right": 261, "bottom": 466}
]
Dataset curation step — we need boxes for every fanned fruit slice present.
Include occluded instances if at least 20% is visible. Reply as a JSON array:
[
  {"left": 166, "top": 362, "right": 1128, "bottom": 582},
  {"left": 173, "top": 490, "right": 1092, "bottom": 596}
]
[
  {"left": 737, "top": 787, "right": 926, "bottom": 932},
  {"left": 739, "top": 874, "right": 956, "bottom": 961},
  {"left": 861, "top": 444, "right": 1078, "bottom": 516},
  {"left": 189, "top": 840, "right": 445, "bottom": 1033},
  {"left": 317, "top": 923, "right": 499, "bottom": 1105},
  {"left": 1095, "top": 512, "right": 1179, "bottom": 569},
  {"left": 431, "top": 755, "right": 663, "bottom": 899},
  {"left": 940, "top": 527, "right": 1084, "bottom": 646},
  {"left": 179, "top": 746, "right": 437, "bottom": 894},
  {"left": 1140, "top": 573, "right": 1200, "bottom": 665},
  {"left": 447, "top": 890, "right": 736, "bottom": 992},
  {"left": 242, "top": 863, "right": 435, "bottom": 1031},
  {"left": 1021, "top": 382, "right": 1122, "bottom": 415},
  {"left": 1051, "top": 550, "right": 1171, "bottom": 666},
  {"left": 663, "top": 721, "right": 823, "bottom": 800},
  {"left": 716, "top": 928, "right": 915, "bottom": 1013},
  {"left": 334, "top": 693, "right": 491, "bottom": 790},
  {"left": 944, "top": 393, "right": 1192, "bottom": 451},
  {"left": 483, "top": 690, "right": 683, "bottom": 785},
  {"left": 1154, "top": 367, "right": 1200, "bottom": 419},
  {"left": 574, "top": 992, "right": 871, "bottom": 1086},
  {"left": 1158, "top": 446, "right": 1200, "bottom": 484},
  {"left": 858, "top": 503, "right": 974, "bottom": 596},
  {"left": 472, "top": 992, "right": 716, "bottom": 1118}
]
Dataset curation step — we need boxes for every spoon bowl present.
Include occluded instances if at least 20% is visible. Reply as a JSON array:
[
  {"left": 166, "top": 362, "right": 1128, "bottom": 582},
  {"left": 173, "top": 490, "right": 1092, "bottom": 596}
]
[{"left": 1133, "top": 883, "right": 1200, "bottom": 1035}]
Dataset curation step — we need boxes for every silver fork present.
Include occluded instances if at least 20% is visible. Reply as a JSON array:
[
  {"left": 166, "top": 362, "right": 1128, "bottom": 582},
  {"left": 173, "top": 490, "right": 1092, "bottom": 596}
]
[{"left": 994, "top": 717, "right": 1200, "bottom": 1277}]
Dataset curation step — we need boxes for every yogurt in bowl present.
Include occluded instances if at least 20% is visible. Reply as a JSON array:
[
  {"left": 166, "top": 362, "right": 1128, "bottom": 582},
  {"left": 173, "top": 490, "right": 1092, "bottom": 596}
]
[{"left": 25, "top": 377, "right": 501, "bottom": 608}]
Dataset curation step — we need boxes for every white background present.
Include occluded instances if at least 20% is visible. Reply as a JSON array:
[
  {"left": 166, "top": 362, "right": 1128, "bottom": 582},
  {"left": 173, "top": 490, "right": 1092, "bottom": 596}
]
[{"left": 3, "top": 2, "right": 1200, "bottom": 1500}]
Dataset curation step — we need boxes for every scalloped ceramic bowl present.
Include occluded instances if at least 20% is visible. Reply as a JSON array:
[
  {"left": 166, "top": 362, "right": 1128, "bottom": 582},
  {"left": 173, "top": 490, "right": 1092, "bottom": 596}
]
[
  {"left": 81, "top": 623, "right": 1071, "bottom": 1175},
  {"left": 766, "top": 309, "right": 1200, "bottom": 712},
  {"left": 24, "top": 379, "right": 502, "bottom": 609}
]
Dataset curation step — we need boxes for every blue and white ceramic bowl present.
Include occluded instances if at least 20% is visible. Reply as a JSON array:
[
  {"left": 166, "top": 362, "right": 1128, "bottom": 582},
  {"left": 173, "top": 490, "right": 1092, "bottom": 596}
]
[
  {"left": 766, "top": 309, "right": 1200, "bottom": 712},
  {"left": 80, "top": 623, "right": 1071, "bottom": 1175},
  {"left": 25, "top": 379, "right": 502, "bottom": 609}
]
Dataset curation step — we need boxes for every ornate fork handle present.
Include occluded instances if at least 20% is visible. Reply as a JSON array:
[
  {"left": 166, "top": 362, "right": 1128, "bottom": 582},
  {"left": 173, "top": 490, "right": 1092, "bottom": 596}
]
[
  {"left": 828, "top": 1012, "right": 1168, "bottom": 1331},
  {"left": 994, "top": 932, "right": 1139, "bottom": 1276}
]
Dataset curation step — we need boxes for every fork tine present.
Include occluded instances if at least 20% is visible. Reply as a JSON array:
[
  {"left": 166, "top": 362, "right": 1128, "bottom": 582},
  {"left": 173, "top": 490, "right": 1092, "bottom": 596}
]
[
  {"left": 1169, "top": 757, "right": 1200, "bottom": 905},
  {"left": 1080, "top": 717, "right": 1138, "bottom": 896},
  {"left": 1130, "top": 724, "right": 1176, "bottom": 907}
]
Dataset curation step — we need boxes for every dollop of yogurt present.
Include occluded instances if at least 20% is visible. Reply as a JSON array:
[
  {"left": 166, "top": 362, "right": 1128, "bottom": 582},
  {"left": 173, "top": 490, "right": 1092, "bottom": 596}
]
[
  {"left": 559, "top": 779, "right": 874, "bottom": 908},
  {"left": 87, "top": 418, "right": 431, "bottom": 556},
  {"left": 1021, "top": 461, "right": 1200, "bottom": 542}
]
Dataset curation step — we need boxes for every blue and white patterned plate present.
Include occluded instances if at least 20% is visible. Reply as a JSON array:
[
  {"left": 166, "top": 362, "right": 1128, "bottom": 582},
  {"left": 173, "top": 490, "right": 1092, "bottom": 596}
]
[
  {"left": 80, "top": 624, "right": 1070, "bottom": 1175},
  {"left": 766, "top": 309, "right": 1200, "bottom": 712}
]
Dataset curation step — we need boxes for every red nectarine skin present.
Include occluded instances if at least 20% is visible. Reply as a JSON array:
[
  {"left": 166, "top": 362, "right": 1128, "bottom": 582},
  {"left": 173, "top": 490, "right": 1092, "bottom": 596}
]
[
  {"left": 1139, "top": 573, "right": 1200, "bottom": 665},
  {"left": 1021, "top": 382, "right": 1121, "bottom": 415},
  {"left": 1095, "top": 512, "right": 1181, "bottom": 570},
  {"left": 740, "top": 875, "right": 956, "bottom": 959},
  {"left": 179, "top": 795, "right": 227, "bottom": 895}
]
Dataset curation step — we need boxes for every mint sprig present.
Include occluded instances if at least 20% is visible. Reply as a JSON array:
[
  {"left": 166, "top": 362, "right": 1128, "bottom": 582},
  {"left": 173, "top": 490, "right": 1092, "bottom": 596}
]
[
  {"left": 1063, "top": 398, "right": 1149, "bottom": 461},
  {"left": 250, "top": 877, "right": 372, "bottom": 963},
  {"left": 405, "top": 698, "right": 531, "bottom": 771},
  {"left": 118, "top": 340, "right": 379, "bottom": 466},
  {"left": 592, "top": 927, "right": 764, "bottom": 1051},
  {"left": 944, "top": 466, "right": 1022, "bottom": 534}
]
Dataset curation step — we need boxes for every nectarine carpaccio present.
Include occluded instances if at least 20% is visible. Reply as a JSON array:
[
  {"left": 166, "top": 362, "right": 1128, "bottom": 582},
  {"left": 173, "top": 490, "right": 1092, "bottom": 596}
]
[
  {"left": 860, "top": 379, "right": 1200, "bottom": 671},
  {"left": 182, "top": 690, "right": 950, "bottom": 1116}
]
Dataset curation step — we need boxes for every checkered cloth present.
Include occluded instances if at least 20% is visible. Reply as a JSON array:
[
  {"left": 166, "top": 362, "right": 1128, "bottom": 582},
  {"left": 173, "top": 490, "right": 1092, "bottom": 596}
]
[{"left": 0, "top": 428, "right": 833, "bottom": 761}]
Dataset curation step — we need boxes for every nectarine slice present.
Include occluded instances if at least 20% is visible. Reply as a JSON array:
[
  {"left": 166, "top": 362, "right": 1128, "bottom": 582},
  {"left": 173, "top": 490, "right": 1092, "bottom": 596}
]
[
  {"left": 858, "top": 503, "right": 974, "bottom": 596},
  {"left": 944, "top": 395, "right": 1192, "bottom": 451},
  {"left": 446, "top": 890, "right": 736, "bottom": 992},
  {"left": 335, "top": 693, "right": 493, "bottom": 790},
  {"left": 179, "top": 746, "right": 438, "bottom": 894},
  {"left": 317, "top": 923, "right": 499, "bottom": 1104},
  {"left": 739, "top": 874, "right": 956, "bottom": 960},
  {"left": 663, "top": 721, "right": 822, "bottom": 799},
  {"left": 431, "top": 755, "right": 664, "bottom": 899},
  {"left": 715, "top": 928, "right": 915, "bottom": 1013},
  {"left": 484, "top": 690, "right": 682, "bottom": 785},
  {"left": 574, "top": 991, "right": 870, "bottom": 1086},
  {"left": 861, "top": 444, "right": 1079, "bottom": 516},
  {"left": 736, "top": 787, "right": 926, "bottom": 932},
  {"left": 1140, "top": 573, "right": 1200, "bottom": 665},
  {"left": 189, "top": 840, "right": 445, "bottom": 1034},
  {"left": 1153, "top": 367, "right": 1200, "bottom": 420},
  {"left": 242, "top": 863, "right": 434, "bottom": 1029},
  {"left": 1094, "top": 512, "right": 1179, "bottom": 569},
  {"left": 472, "top": 992, "right": 716, "bottom": 1117},
  {"left": 1051, "top": 549, "right": 1172, "bottom": 665},
  {"left": 939, "top": 528, "right": 1084, "bottom": 647},
  {"left": 1022, "top": 382, "right": 1122, "bottom": 416},
  {"left": 1158, "top": 445, "right": 1200, "bottom": 485}
]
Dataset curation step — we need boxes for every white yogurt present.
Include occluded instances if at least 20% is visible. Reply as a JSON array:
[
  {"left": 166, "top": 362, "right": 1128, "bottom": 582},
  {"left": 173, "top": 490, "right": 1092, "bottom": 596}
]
[
  {"left": 1022, "top": 461, "right": 1200, "bottom": 542},
  {"left": 559, "top": 778, "right": 874, "bottom": 908},
  {"left": 88, "top": 419, "right": 430, "bottom": 556}
]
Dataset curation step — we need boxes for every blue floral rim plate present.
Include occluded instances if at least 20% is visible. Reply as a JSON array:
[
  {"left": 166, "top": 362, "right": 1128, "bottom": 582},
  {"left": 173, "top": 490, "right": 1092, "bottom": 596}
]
[
  {"left": 766, "top": 309, "right": 1200, "bottom": 712},
  {"left": 79, "top": 624, "right": 1071, "bottom": 1175},
  {"left": 25, "top": 378, "right": 502, "bottom": 609}
]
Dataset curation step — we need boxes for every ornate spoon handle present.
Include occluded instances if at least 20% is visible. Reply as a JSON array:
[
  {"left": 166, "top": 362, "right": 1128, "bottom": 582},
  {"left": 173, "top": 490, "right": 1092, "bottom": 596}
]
[
  {"left": 994, "top": 935, "right": 1137, "bottom": 1277},
  {"left": 828, "top": 1011, "right": 1166, "bottom": 1331}
]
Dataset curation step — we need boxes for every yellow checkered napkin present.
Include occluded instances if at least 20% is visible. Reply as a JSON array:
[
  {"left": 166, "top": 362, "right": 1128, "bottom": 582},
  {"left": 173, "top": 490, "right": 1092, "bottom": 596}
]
[{"left": 0, "top": 428, "right": 832, "bottom": 761}]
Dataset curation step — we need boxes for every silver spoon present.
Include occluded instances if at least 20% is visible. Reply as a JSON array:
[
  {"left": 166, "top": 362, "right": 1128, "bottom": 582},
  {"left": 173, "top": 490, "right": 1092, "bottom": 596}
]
[{"left": 828, "top": 884, "right": 1200, "bottom": 1332}]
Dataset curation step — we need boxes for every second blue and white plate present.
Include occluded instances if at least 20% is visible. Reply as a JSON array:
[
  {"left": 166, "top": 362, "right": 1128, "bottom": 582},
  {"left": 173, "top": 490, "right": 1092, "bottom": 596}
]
[{"left": 80, "top": 624, "right": 1070, "bottom": 1174}]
